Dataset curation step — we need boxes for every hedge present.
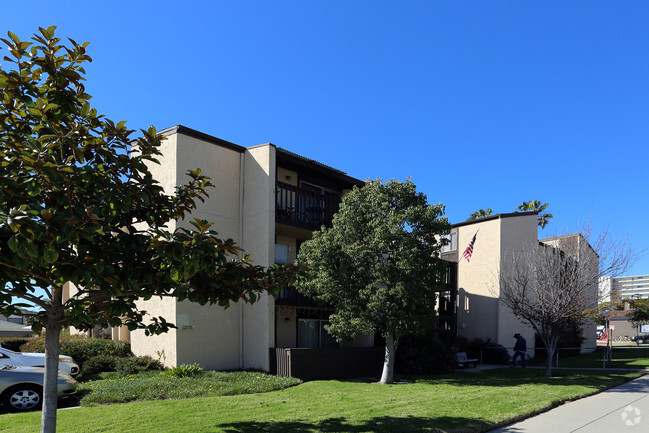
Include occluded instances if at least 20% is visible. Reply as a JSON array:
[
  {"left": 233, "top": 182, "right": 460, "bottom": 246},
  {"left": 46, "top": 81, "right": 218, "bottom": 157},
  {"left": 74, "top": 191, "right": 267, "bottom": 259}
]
[{"left": 20, "top": 335, "right": 131, "bottom": 369}]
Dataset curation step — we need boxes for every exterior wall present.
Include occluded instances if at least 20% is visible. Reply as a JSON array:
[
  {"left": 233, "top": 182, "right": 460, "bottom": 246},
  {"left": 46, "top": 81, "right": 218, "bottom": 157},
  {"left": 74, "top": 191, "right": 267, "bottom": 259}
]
[
  {"left": 131, "top": 297, "right": 178, "bottom": 367},
  {"left": 608, "top": 317, "right": 638, "bottom": 339},
  {"left": 452, "top": 213, "right": 539, "bottom": 350},
  {"left": 599, "top": 276, "right": 613, "bottom": 302},
  {"left": 172, "top": 131, "right": 246, "bottom": 370},
  {"left": 455, "top": 218, "right": 501, "bottom": 343},
  {"left": 132, "top": 129, "right": 248, "bottom": 369},
  {"left": 277, "top": 167, "right": 298, "bottom": 187},
  {"left": 175, "top": 299, "right": 242, "bottom": 370},
  {"left": 131, "top": 130, "right": 180, "bottom": 366},
  {"left": 241, "top": 144, "right": 276, "bottom": 370},
  {"left": 496, "top": 214, "right": 538, "bottom": 348},
  {"left": 275, "top": 306, "right": 297, "bottom": 348},
  {"left": 540, "top": 234, "right": 600, "bottom": 353},
  {"left": 275, "top": 235, "right": 298, "bottom": 264}
]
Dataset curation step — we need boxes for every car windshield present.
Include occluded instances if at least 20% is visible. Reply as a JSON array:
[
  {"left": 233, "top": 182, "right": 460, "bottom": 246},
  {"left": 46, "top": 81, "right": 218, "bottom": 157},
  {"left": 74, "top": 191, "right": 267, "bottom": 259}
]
[{"left": 0, "top": 347, "right": 20, "bottom": 355}]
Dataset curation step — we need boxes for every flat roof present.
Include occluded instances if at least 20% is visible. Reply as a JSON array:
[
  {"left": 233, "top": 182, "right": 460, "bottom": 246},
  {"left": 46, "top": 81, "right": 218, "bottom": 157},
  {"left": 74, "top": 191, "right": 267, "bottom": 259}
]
[
  {"left": 159, "top": 125, "right": 364, "bottom": 186},
  {"left": 451, "top": 211, "right": 539, "bottom": 228}
]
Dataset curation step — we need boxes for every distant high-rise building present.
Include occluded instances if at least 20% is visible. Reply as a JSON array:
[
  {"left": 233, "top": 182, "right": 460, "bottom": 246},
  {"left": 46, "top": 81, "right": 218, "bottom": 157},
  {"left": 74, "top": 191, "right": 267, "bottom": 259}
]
[{"left": 599, "top": 274, "right": 649, "bottom": 302}]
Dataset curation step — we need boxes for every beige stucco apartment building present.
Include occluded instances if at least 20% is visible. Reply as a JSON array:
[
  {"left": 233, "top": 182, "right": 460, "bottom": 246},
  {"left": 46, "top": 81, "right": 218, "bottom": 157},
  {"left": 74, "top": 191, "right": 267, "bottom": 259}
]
[
  {"left": 128, "top": 126, "right": 368, "bottom": 373},
  {"left": 69, "top": 125, "right": 597, "bottom": 375},
  {"left": 441, "top": 213, "right": 598, "bottom": 353}
]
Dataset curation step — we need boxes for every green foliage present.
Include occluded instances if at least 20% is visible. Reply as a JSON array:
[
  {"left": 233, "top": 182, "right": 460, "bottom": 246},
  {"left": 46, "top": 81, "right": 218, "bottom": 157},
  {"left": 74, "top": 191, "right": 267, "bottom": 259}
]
[
  {"left": 78, "top": 370, "right": 302, "bottom": 406},
  {"left": 20, "top": 335, "right": 131, "bottom": 368},
  {"left": 161, "top": 363, "right": 204, "bottom": 378},
  {"left": 81, "top": 355, "right": 119, "bottom": 375},
  {"left": 629, "top": 298, "right": 649, "bottom": 326},
  {"left": 466, "top": 208, "right": 493, "bottom": 221},
  {"left": 395, "top": 329, "right": 460, "bottom": 374},
  {"left": 0, "top": 26, "right": 295, "bottom": 336},
  {"left": 296, "top": 179, "right": 450, "bottom": 342},
  {"left": 465, "top": 338, "right": 511, "bottom": 365},
  {"left": 516, "top": 200, "right": 553, "bottom": 229},
  {"left": 467, "top": 201, "right": 553, "bottom": 228},
  {"left": 0, "top": 337, "right": 31, "bottom": 351},
  {"left": 115, "top": 355, "right": 163, "bottom": 376}
]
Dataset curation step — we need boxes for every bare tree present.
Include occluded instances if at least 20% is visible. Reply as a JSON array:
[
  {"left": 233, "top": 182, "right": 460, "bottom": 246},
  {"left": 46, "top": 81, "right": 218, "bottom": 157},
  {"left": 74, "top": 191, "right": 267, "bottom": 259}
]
[{"left": 499, "top": 229, "right": 639, "bottom": 376}]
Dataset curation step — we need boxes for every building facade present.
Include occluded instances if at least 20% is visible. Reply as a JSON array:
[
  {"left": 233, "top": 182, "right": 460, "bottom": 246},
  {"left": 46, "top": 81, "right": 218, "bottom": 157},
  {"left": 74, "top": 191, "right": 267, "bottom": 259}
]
[
  {"left": 599, "top": 274, "right": 649, "bottom": 302},
  {"left": 128, "top": 125, "right": 371, "bottom": 373},
  {"left": 441, "top": 213, "right": 598, "bottom": 353},
  {"left": 68, "top": 125, "right": 598, "bottom": 373}
]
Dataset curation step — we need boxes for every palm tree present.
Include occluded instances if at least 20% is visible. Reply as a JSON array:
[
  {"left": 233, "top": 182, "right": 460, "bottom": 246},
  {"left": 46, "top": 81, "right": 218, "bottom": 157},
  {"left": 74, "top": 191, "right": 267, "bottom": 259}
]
[
  {"left": 467, "top": 208, "right": 493, "bottom": 221},
  {"left": 517, "top": 200, "right": 552, "bottom": 229}
]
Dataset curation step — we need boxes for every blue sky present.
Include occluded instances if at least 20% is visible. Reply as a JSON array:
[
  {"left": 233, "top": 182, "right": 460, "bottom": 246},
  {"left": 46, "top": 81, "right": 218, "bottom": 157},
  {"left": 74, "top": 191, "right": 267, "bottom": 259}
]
[{"left": 2, "top": 1, "right": 647, "bottom": 275}]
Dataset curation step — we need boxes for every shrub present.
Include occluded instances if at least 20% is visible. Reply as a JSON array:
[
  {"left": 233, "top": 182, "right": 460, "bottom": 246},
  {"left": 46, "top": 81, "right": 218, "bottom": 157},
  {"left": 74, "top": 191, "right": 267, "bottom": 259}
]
[
  {"left": 82, "top": 355, "right": 119, "bottom": 375},
  {"left": 20, "top": 335, "right": 131, "bottom": 369},
  {"left": 161, "top": 363, "right": 204, "bottom": 378},
  {"left": 0, "top": 338, "right": 31, "bottom": 352},
  {"left": 115, "top": 355, "right": 163, "bottom": 375},
  {"left": 395, "top": 328, "right": 460, "bottom": 374},
  {"left": 467, "top": 338, "right": 511, "bottom": 365}
]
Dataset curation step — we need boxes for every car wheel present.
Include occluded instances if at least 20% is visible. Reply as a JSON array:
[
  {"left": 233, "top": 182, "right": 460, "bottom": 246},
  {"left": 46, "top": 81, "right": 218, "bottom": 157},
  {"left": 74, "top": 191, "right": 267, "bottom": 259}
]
[
  {"left": 2, "top": 385, "right": 43, "bottom": 412},
  {"left": 637, "top": 338, "right": 644, "bottom": 344}
]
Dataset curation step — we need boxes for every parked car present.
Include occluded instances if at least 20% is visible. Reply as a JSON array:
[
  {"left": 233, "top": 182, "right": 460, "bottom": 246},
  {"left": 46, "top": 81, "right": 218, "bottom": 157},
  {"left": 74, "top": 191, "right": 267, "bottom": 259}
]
[
  {"left": 631, "top": 334, "right": 649, "bottom": 344},
  {"left": 0, "top": 345, "right": 79, "bottom": 376},
  {"left": 0, "top": 365, "right": 77, "bottom": 412}
]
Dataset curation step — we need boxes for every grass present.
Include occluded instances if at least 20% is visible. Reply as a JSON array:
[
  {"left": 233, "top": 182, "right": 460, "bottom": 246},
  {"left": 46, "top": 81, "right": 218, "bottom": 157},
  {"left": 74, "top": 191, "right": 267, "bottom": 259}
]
[
  {"left": 531, "top": 346, "right": 649, "bottom": 369},
  {"left": 1, "top": 368, "right": 644, "bottom": 433},
  {"left": 78, "top": 370, "right": 302, "bottom": 406}
]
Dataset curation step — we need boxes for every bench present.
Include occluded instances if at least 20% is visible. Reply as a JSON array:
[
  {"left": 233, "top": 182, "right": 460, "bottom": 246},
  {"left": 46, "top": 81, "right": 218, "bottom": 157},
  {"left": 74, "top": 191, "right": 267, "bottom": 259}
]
[{"left": 456, "top": 352, "right": 479, "bottom": 368}]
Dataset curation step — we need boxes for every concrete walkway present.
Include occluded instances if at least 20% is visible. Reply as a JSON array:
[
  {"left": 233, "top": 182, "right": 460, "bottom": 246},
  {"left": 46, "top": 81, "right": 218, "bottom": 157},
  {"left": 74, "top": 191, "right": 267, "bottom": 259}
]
[{"left": 488, "top": 373, "right": 649, "bottom": 432}]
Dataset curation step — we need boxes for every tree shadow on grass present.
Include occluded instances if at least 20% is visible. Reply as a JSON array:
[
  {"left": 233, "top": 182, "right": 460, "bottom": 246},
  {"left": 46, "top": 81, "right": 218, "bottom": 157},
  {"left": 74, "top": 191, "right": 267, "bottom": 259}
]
[{"left": 218, "top": 415, "right": 491, "bottom": 433}]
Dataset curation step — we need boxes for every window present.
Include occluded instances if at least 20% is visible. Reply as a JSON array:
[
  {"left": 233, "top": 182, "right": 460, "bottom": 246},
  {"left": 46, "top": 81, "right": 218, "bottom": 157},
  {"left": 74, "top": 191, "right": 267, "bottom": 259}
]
[
  {"left": 297, "top": 319, "right": 337, "bottom": 348},
  {"left": 441, "top": 232, "right": 458, "bottom": 252},
  {"left": 275, "top": 244, "right": 289, "bottom": 265}
]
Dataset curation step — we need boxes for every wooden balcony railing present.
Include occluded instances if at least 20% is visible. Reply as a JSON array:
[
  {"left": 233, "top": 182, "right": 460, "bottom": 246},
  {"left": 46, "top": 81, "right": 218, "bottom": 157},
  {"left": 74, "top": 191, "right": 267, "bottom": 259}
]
[{"left": 275, "top": 182, "right": 341, "bottom": 230}]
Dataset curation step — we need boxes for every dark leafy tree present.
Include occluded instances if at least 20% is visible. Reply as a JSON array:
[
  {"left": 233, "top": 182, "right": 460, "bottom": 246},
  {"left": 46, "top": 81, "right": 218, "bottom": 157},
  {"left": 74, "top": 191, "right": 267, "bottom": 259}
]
[
  {"left": 629, "top": 299, "right": 649, "bottom": 329},
  {"left": 296, "top": 179, "right": 450, "bottom": 384},
  {"left": 0, "top": 27, "right": 293, "bottom": 432}
]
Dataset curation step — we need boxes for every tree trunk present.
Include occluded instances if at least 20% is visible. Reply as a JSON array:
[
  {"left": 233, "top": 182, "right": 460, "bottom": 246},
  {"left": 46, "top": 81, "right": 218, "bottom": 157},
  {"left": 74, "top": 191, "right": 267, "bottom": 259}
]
[
  {"left": 545, "top": 343, "right": 556, "bottom": 377},
  {"left": 41, "top": 314, "right": 62, "bottom": 433},
  {"left": 380, "top": 332, "right": 398, "bottom": 384}
]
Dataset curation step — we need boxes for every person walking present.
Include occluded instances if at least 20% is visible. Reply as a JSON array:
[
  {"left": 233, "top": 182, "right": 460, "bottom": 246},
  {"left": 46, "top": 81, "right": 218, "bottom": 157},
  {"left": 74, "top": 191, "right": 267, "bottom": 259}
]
[{"left": 512, "top": 333, "right": 527, "bottom": 367}]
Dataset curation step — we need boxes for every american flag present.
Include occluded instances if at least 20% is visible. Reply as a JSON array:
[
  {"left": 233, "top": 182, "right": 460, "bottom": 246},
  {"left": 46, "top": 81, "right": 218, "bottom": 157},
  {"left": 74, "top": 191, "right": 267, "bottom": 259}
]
[
  {"left": 598, "top": 327, "right": 608, "bottom": 341},
  {"left": 463, "top": 233, "right": 477, "bottom": 262}
]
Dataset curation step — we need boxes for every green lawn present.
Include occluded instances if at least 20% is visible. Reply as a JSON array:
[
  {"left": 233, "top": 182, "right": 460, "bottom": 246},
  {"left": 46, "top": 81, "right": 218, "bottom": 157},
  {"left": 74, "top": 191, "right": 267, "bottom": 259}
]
[
  {"left": 1, "top": 369, "right": 644, "bottom": 433},
  {"left": 532, "top": 346, "right": 649, "bottom": 369}
]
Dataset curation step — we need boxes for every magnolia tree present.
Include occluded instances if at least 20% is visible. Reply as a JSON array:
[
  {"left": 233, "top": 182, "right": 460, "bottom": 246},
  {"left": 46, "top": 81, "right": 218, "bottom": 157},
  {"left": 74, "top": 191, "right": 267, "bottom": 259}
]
[
  {"left": 0, "top": 27, "right": 293, "bottom": 433},
  {"left": 499, "top": 226, "right": 638, "bottom": 376},
  {"left": 295, "top": 179, "right": 450, "bottom": 384}
]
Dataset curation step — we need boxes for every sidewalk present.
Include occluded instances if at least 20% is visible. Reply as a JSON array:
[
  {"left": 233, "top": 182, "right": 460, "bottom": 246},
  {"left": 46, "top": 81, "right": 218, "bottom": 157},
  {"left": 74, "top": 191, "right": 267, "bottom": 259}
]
[{"left": 488, "top": 373, "right": 649, "bottom": 432}]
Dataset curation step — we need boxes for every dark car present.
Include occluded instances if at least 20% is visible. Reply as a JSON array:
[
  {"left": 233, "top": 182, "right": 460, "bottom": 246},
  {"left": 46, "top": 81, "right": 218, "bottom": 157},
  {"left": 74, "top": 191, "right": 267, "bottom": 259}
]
[
  {"left": 631, "top": 334, "right": 649, "bottom": 344},
  {"left": 0, "top": 366, "right": 77, "bottom": 412}
]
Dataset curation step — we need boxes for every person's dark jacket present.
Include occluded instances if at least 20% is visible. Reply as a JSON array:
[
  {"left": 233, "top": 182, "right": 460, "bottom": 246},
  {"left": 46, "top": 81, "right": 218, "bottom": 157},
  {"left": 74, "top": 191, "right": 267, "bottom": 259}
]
[{"left": 514, "top": 336, "right": 527, "bottom": 352}]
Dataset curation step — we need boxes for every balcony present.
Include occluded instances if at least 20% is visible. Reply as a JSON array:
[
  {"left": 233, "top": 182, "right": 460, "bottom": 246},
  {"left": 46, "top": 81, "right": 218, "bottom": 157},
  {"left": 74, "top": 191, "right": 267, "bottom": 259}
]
[{"left": 275, "top": 182, "right": 341, "bottom": 230}]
